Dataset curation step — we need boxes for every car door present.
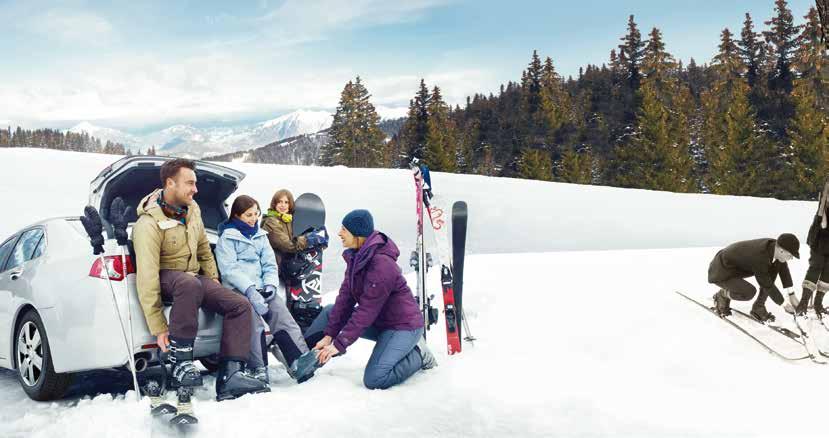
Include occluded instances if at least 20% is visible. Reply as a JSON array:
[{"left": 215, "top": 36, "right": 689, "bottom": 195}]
[
  {"left": 0, "top": 234, "right": 20, "bottom": 362},
  {"left": 0, "top": 228, "right": 46, "bottom": 362}
]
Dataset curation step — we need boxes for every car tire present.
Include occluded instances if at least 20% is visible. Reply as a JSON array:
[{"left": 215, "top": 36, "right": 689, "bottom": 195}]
[{"left": 15, "top": 309, "right": 74, "bottom": 401}]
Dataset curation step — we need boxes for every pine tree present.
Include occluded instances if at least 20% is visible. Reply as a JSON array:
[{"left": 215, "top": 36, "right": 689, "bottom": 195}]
[
  {"left": 615, "top": 81, "right": 693, "bottom": 192},
  {"left": 764, "top": 0, "right": 802, "bottom": 138},
  {"left": 539, "top": 56, "right": 571, "bottom": 145},
  {"left": 704, "top": 78, "right": 774, "bottom": 196},
  {"left": 794, "top": 7, "right": 829, "bottom": 110},
  {"left": 618, "top": 15, "right": 645, "bottom": 92},
  {"left": 617, "top": 15, "right": 645, "bottom": 126},
  {"left": 424, "top": 86, "right": 457, "bottom": 172},
  {"left": 522, "top": 50, "right": 544, "bottom": 119},
  {"left": 739, "top": 13, "right": 761, "bottom": 88},
  {"left": 558, "top": 146, "right": 594, "bottom": 184},
  {"left": 785, "top": 76, "right": 829, "bottom": 199},
  {"left": 517, "top": 148, "right": 552, "bottom": 181},
  {"left": 407, "top": 79, "right": 431, "bottom": 162},
  {"left": 320, "top": 77, "right": 385, "bottom": 168}
]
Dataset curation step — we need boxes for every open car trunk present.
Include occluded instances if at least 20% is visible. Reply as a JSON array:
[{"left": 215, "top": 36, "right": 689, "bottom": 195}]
[{"left": 88, "top": 156, "right": 245, "bottom": 230}]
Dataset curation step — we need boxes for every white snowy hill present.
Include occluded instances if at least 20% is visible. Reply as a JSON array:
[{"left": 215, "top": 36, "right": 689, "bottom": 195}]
[
  {"left": 0, "top": 148, "right": 825, "bottom": 438},
  {"left": 67, "top": 109, "right": 334, "bottom": 158}
]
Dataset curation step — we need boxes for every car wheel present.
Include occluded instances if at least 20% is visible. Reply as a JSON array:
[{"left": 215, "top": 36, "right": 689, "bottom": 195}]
[
  {"left": 15, "top": 310, "right": 73, "bottom": 401},
  {"left": 199, "top": 355, "right": 220, "bottom": 373}
]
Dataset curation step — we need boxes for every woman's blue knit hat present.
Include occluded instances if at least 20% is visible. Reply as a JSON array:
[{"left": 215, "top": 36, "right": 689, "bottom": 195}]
[{"left": 342, "top": 209, "right": 374, "bottom": 237}]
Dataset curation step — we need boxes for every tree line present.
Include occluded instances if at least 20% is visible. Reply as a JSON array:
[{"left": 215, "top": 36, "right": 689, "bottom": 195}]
[{"left": 321, "top": 0, "right": 829, "bottom": 200}]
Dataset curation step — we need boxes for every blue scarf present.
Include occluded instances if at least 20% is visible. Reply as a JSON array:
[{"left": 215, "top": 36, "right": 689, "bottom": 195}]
[{"left": 219, "top": 217, "right": 259, "bottom": 239}]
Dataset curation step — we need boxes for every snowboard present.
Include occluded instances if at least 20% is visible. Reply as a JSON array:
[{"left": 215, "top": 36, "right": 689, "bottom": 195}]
[{"left": 285, "top": 193, "right": 326, "bottom": 330}]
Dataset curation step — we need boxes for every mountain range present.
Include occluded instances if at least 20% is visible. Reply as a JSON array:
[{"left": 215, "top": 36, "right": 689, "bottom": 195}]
[{"left": 68, "top": 110, "right": 335, "bottom": 158}]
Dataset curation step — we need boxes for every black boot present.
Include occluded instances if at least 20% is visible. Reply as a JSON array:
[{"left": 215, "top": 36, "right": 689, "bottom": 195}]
[
  {"left": 814, "top": 291, "right": 826, "bottom": 318},
  {"left": 751, "top": 289, "right": 775, "bottom": 323},
  {"left": 272, "top": 331, "right": 319, "bottom": 383},
  {"left": 169, "top": 338, "right": 203, "bottom": 387},
  {"left": 713, "top": 289, "right": 732, "bottom": 317},
  {"left": 796, "top": 289, "right": 813, "bottom": 316},
  {"left": 290, "top": 350, "right": 322, "bottom": 383},
  {"left": 215, "top": 359, "right": 270, "bottom": 401}
]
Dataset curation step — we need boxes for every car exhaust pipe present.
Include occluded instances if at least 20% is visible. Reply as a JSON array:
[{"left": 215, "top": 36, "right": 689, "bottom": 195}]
[{"left": 133, "top": 356, "right": 148, "bottom": 373}]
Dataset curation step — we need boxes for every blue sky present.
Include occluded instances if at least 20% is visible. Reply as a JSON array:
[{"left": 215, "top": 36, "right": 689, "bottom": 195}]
[{"left": 0, "top": 0, "right": 816, "bottom": 131}]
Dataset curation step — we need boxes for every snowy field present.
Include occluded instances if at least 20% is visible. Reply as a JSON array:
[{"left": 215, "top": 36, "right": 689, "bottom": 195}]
[{"left": 0, "top": 148, "right": 825, "bottom": 438}]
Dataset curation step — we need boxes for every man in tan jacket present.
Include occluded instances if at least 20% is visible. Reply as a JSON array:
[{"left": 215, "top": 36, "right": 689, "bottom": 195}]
[{"left": 132, "top": 158, "right": 268, "bottom": 401}]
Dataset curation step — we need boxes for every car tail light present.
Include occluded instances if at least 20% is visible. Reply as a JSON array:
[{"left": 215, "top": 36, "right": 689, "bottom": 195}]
[{"left": 89, "top": 255, "right": 135, "bottom": 281}]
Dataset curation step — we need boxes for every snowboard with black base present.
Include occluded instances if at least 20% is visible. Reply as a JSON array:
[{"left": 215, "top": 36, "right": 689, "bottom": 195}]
[{"left": 285, "top": 193, "right": 328, "bottom": 331}]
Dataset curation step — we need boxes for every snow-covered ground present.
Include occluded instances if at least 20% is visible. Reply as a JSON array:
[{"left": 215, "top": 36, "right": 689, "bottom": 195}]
[{"left": 0, "top": 148, "right": 825, "bottom": 437}]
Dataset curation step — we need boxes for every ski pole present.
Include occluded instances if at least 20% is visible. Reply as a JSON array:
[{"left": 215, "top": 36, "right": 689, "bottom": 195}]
[{"left": 81, "top": 206, "right": 141, "bottom": 401}]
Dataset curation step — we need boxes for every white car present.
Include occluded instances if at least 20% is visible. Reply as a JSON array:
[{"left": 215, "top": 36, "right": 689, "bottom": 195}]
[{"left": 0, "top": 156, "right": 248, "bottom": 400}]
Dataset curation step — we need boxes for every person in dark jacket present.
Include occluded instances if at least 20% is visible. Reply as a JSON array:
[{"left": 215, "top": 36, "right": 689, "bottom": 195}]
[
  {"left": 313, "top": 209, "right": 438, "bottom": 389},
  {"left": 798, "top": 181, "right": 829, "bottom": 317},
  {"left": 708, "top": 233, "right": 801, "bottom": 321}
]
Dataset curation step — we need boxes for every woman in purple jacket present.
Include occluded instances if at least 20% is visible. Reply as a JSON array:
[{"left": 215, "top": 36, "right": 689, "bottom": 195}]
[{"left": 313, "top": 209, "right": 438, "bottom": 389}]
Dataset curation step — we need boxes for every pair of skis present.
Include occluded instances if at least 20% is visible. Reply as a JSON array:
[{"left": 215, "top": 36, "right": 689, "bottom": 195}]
[
  {"left": 410, "top": 159, "right": 473, "bottom": 355},
  {"left": 676, "top": 291, "right": 829, "bottom": 364},
  {"left": 144, "top": 351, "right": 199, "bottom": 429}
]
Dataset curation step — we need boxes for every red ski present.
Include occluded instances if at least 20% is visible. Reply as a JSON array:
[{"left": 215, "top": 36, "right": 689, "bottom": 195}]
[{"left": 413, "top": 161, "right": 462, "bottom": 354}]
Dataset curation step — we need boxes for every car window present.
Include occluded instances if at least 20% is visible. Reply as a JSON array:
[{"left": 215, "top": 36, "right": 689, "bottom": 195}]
[
  {"left": 0, "top": 237, "right": 17, "bottom": 272},
  {"left": 30, "top": 234, "right": 46, "bottom": 260},
  {"left": 6, "top": 229, "right": 45, "bottom": 271}
]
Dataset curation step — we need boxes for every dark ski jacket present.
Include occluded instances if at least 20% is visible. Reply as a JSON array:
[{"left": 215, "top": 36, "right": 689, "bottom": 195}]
[
  {"left": 324, "top": 231, "right": 423, "bottom": 353},
  {"left": 708, "top": 238, "right": 793, "bottom": 305},
  {"left": 807, "top": 181, "right": 829, "bottom": 254}
]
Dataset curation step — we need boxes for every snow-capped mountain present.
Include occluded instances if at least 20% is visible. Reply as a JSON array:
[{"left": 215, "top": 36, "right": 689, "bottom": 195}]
[
  {"left": 67, "top": 122, "right": 140, "bottom": 149},
  {"left": 67, "top": 110, "right": 336, "bottom": 158},
  {"left": 258, "top": 110, "right": 332, "bottom": 141}
]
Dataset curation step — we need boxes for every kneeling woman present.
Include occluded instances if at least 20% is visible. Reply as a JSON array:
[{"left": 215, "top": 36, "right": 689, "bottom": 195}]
[
  {"left": 314, "top": 209, "right": 437, "bottom": 389},
  {"left": 215, "top": 195, "right": 320, "bottom": 383}
]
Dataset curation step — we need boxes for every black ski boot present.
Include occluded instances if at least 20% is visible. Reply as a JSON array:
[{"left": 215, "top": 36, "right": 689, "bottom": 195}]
[
  {"left": 215, "top": 359, "right": 270, "bottom": 401},
  {"left": 169, "top": 338, "right": 203, "bottom": 387},
  {"left": 796, "top": 288, "right": 813, "bottom": 316},
  {"left": 713, "top": 289, "right": 732, "bottom": 317},
  {"left": 289, "top": 350, "right": 322, "bottom": 383},
  {"left": 750, "top": 289, "right": 775, "bottom": 323},
  {"left": 246, "top": 366, "right": 269, "bottom": 385},
  {"left": 815, "top": 291, "right": 826, "bottom": 319}
]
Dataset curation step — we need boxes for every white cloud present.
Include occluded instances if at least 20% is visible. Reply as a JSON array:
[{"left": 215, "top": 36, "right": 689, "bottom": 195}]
[
  {"left": 257, "top": 0, "right": 453, "bottom": 45},
  {"left": 0, "top": 50, "right": 494, "bottom": 128},
  {"left": 0, "top": 0, "right": 494, "bottom": 129},
  {"left": 25, "top": 9, "right": 114, "bottom": 44}
]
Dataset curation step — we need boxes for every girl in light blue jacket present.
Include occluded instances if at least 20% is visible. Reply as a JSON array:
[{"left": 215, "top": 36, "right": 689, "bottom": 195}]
[{"left": 215, "top": 195, "right": 320, "bottom": 384}]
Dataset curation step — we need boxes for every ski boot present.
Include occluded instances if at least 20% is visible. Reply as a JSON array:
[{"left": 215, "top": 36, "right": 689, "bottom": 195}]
[
  {"left": 215, "top": 359, "right": 270, "bottom": 401},
  {"left": 750, "top": 289, "right": 775, "bottom": 323},
  {"left": 289, "top": 350, "right": 322, "bottom": 383},
  {"left": 246, "top": 366, "right": 269, "bottom": 385},
  {"left": 796, "top": 288, "right": 813, "bottom": 317},
  {"left": 169, "top": 338, "right": 203, "bottom": 387},
  {"left": 712, "top": 289, "right": 732, "bottom": 317},
  {"left": 815, "top": 291, "right": 826, "bottom": 319},
  {"left": 415, "top": 336, "right": 438, "bottom": 370},
  {"left": 271, "top": 330, "right": 319, "bottom": 383}
]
